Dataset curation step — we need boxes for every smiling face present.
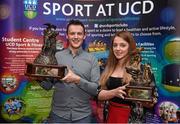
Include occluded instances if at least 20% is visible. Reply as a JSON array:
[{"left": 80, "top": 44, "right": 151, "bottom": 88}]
[
  {"left": 66, "top": 25, "right": 86, "bottom": 49},
  {"left": 112, "top": 36, "right": 129, "bottom": 60}
]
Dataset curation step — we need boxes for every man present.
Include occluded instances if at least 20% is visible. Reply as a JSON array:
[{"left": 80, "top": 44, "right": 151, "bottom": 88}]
[{"left": 38, "top": 20, "right": 100, "bottom": 123}]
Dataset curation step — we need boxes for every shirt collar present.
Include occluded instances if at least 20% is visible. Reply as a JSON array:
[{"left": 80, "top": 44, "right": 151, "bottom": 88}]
[{"left": 67, "top": 47, "right": 83, "bottom": 56}]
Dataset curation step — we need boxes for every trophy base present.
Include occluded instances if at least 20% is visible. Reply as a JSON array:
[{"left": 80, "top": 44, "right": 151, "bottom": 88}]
[
  {"left": 124, "top": 86, "right": 155, "bottom": 102},
  {"left": 25, "top": 63, "right": 66, "bottom": 79}
]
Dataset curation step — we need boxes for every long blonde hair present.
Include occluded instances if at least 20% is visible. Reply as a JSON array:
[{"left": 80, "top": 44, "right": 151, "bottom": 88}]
[{"left": 100, "top": 31, "right": 137, "bottom": 89}]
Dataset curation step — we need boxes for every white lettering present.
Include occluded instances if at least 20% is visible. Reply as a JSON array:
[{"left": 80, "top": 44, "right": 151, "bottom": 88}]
[
  {"left": 42, "top": 1, "right": 154, "bottom": 16},
  {"left": 84, "top": 4, "right": 93, "bottom": 16},
  {"left": 143, "top": 0, "right": 154, "bottom": 14},
  {"left": 53, "top": 3, "right": 61, "bottom": 15},
  {"left": 75, "top": 4, "right": 83, "bottom": 16},
  {"left": 119, "top": 3, "right": 129, "bottom": 15},
  {"left": 62, "top": 3, "right": 73, "bottom": 16},
  {"left": 96, "top": 4, "right": 106, "bottom": 16},
  {"left": 43, "top": 2, "right": 51, "bottom": 15},
  {"left": 131, "top": 1, "right": 141, "bottom": 15},
  {"left": 106, "top": 3, "right": 115, "bottom": 16}
]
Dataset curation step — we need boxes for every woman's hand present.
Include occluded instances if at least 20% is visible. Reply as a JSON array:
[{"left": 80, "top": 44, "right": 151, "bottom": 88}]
[
  {"left": 113, "top": 83, "right": 129, "bottom": 99},
  {"left": 98, "top": 83, "right": 129, "bottom": 101},
  {"left": 142, "top": 95, "right": 158, "bottom": 108}
]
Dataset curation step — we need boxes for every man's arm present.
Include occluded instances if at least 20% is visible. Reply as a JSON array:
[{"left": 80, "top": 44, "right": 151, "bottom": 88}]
[
  {"left": 37, "top": 78, "right": 54, "bottom": 90},
  {"left": 61, "top": 56, "right": 100, "bottom": 96},
  {"left": 76, "top": 57, "right": 100, "bottom": 96}
]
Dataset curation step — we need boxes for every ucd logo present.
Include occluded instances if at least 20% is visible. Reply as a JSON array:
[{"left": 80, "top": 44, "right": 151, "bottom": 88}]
[{"left": 24, "top": 0, "right": 38, "bottom": 19}]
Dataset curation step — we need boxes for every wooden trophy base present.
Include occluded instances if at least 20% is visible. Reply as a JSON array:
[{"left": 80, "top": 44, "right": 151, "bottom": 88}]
[
  {"left": 25, "top": 63, "right": 66, "bottom": 79},
  {"left": 124, "top": 86, "right": 155, "bottom": 102}
]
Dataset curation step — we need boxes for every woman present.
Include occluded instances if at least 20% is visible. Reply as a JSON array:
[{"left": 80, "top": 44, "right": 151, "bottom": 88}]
[
  {"left": 98, "top": 31, "right": 136, "bottom": 123},
  {"left": 98, "top": 31, "right": 157, "bottom": 123},
  {"left": 98, "top": 31, "right": 158, "bottom": 123}
]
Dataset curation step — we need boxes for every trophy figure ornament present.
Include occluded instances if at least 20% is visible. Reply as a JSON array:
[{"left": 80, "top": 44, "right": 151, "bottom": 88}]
[
  {"left": 125, "top": 47, "right": 158, "bottom": 102},
  {"left": 25, "top": 23, "right": 66, "bottom": 78},
  {"left": 34, "top": 23, "right": 58, "bottom": 65},
  {"left": 126, "top": 47, "right": 153, "bottom": 86}
]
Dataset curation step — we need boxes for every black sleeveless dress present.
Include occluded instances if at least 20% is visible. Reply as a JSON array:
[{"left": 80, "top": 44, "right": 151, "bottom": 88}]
[
  {"left": 105, "top": 76, "right": 132, "bottom": 123},
  {"left": 106, "top": 76, "right": 132, "bottom": 105}
]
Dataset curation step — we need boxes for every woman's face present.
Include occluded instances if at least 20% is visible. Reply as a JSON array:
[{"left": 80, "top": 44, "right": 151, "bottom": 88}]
[{"left": 112, "top": 36, "right": 129, "bottom": 60}]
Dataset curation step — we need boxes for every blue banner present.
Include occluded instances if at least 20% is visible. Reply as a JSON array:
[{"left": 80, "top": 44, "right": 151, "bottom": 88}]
[{"left": 0, "top": 0, "right": 179, "bottom": 123}]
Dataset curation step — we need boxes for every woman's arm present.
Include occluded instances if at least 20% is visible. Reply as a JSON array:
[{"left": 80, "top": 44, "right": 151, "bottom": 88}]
[{"left": 98, "top": 84, "right": 128, "bottom": 101}]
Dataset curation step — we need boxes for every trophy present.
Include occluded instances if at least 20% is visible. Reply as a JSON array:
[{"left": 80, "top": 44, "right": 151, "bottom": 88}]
[
  {"left": 124, "top": 48, "right": 158, "bottom": 102},
  {"left": 25, "top": 23, "right": 66, "bottom": 79}
]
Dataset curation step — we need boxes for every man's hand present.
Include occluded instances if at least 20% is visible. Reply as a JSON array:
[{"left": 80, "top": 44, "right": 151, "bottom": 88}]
[
  {"left": 27, "top": 76, "right": 44, "bottom": 82},
  {"left": 61, "top": 67, "right": 80, "bottom": 84}
]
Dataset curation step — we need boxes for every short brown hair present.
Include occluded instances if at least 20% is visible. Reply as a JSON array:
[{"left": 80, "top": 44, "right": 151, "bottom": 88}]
[{"left": 66, "top": 20, "right": 85, "bottom": 34}]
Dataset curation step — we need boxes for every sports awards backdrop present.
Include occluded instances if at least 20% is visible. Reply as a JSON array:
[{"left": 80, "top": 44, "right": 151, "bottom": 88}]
[{"left": 0, "top": 0, "right": 179, "bottom": 123}]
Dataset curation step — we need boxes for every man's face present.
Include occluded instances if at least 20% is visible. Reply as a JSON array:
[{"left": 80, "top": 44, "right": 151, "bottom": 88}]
[{"left": 66, "top": 25, "right": 86, "bottom": 49}]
